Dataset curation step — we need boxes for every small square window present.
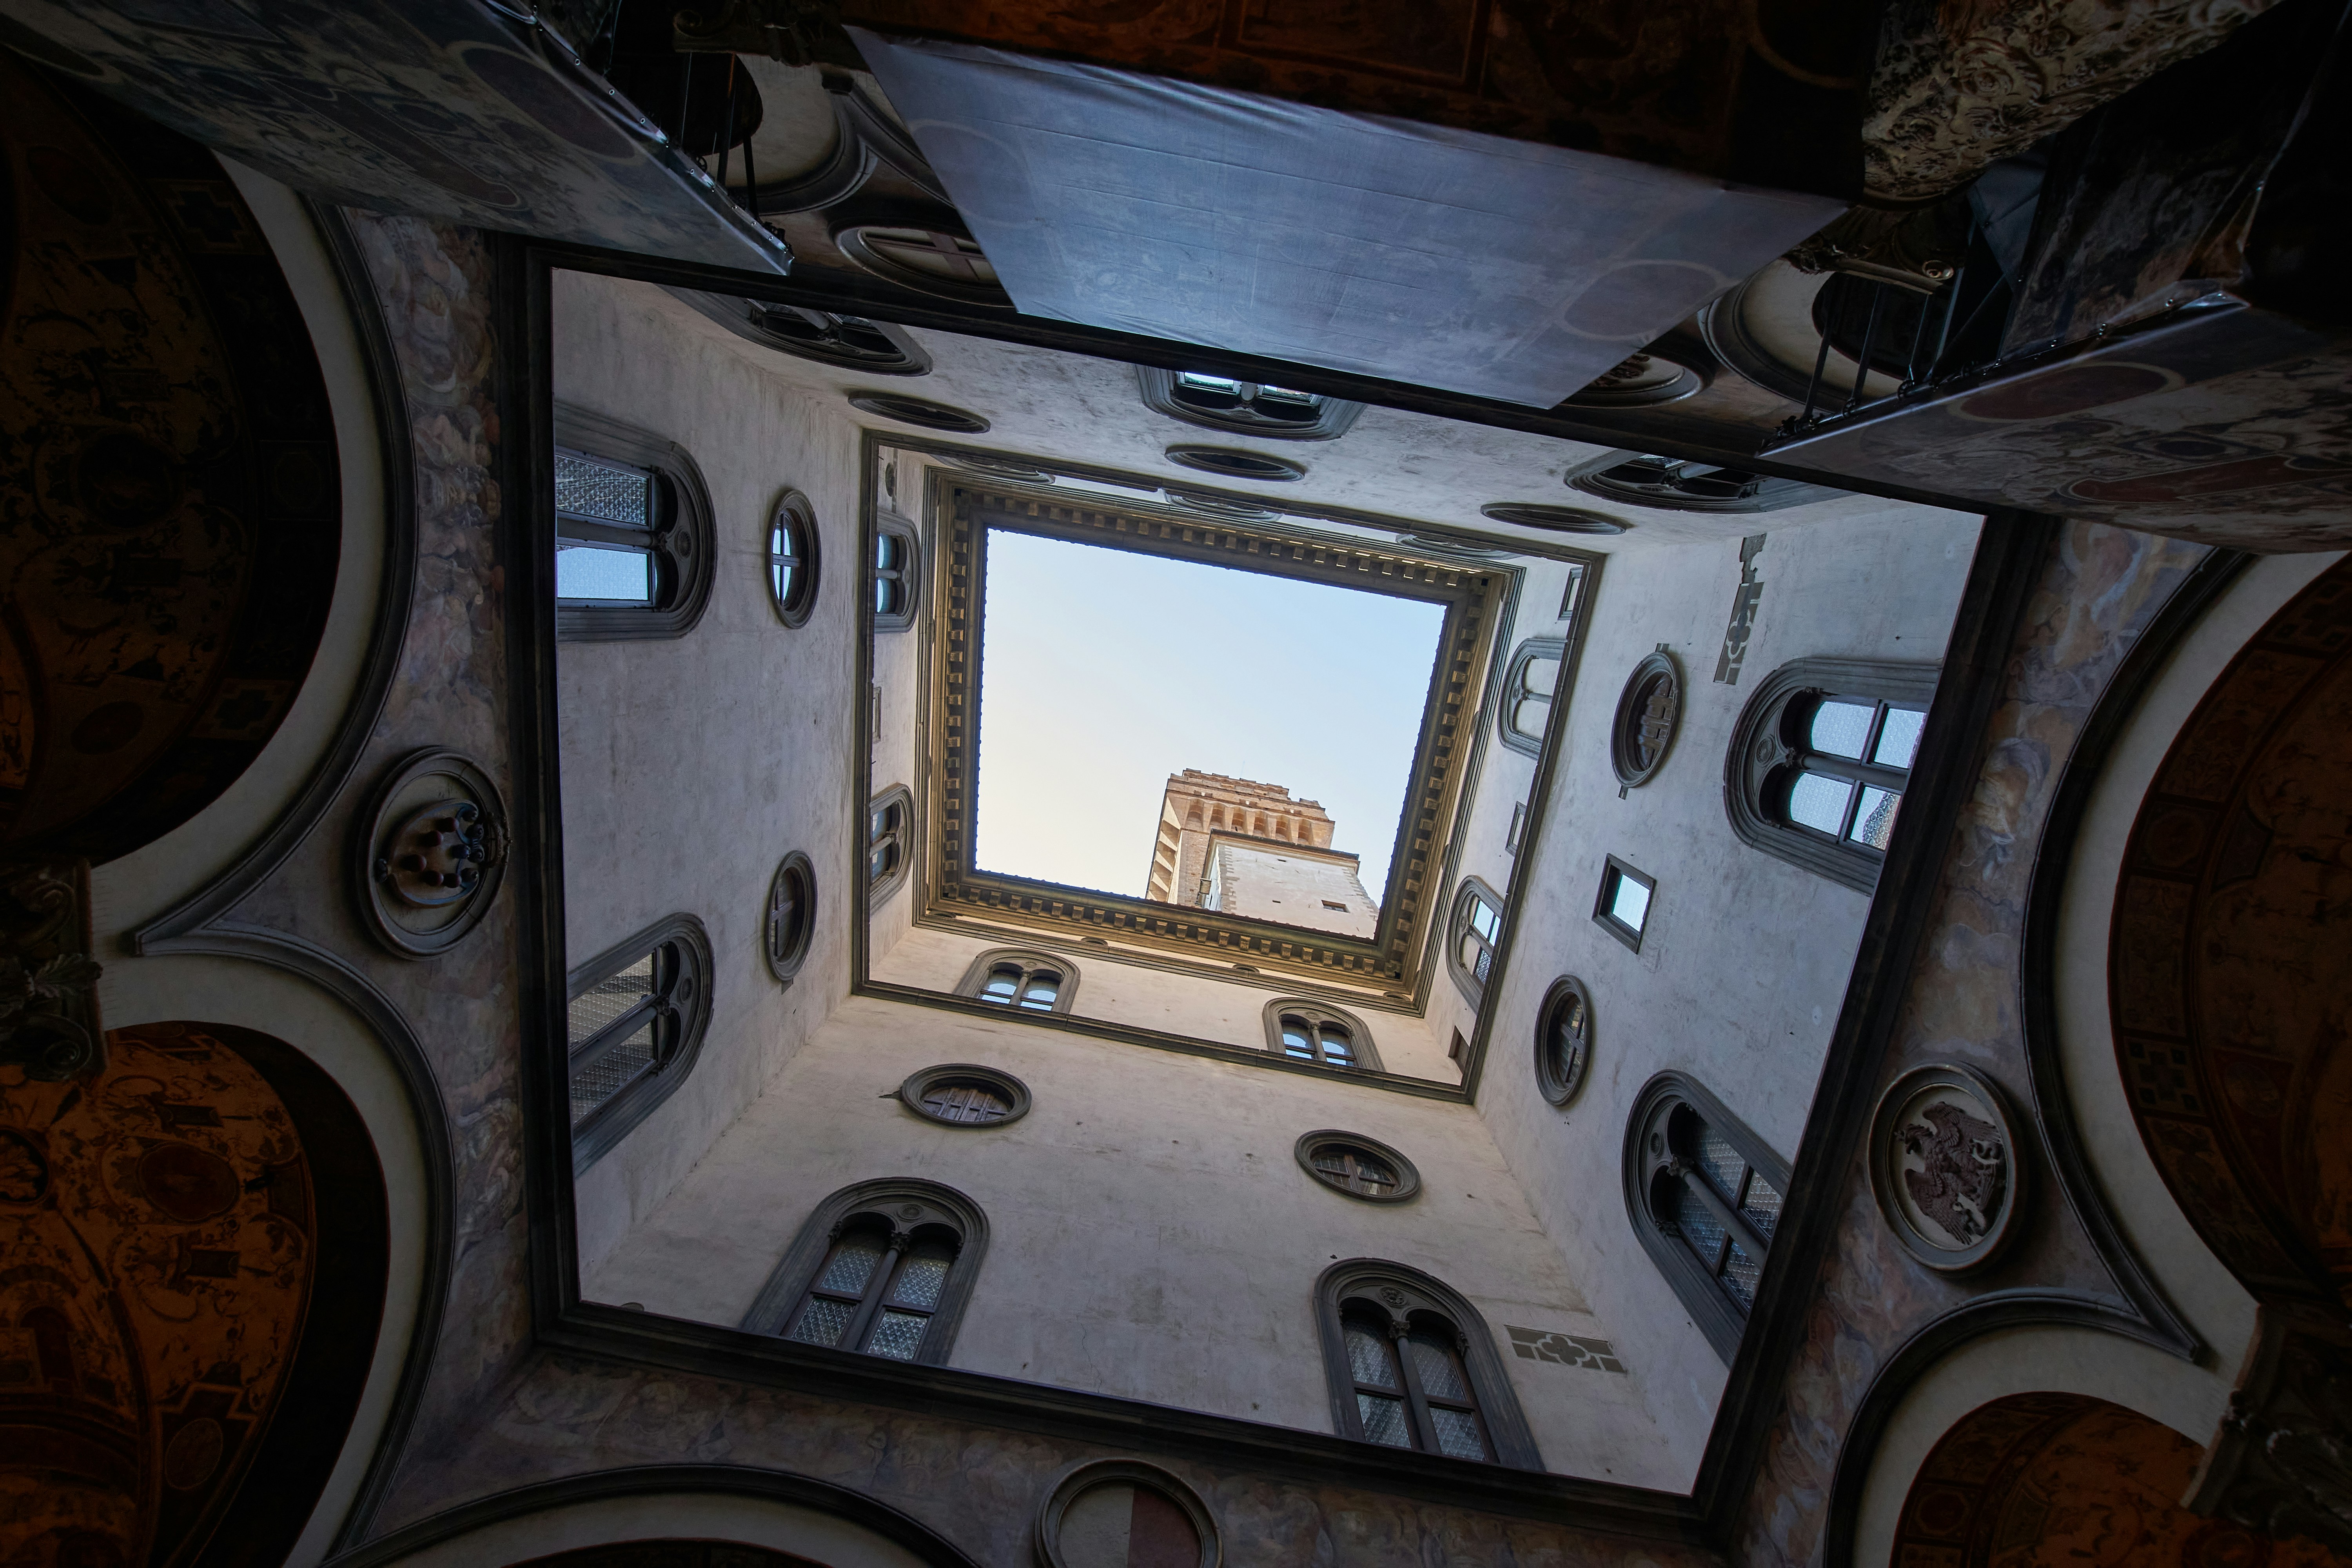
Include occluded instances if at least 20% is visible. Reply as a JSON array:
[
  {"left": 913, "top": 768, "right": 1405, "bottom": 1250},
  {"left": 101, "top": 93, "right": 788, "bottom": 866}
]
[
  {"left": 1593, "top": 855, "right": 1656, "bottom": 953},
  {"left": 1506, "top": 802, "right": 1528, "bottom": 855}
]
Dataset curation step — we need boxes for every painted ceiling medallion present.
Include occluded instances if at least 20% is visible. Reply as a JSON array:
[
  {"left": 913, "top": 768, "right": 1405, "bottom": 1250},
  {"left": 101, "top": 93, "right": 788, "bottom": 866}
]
[
  {"left": 846, "top": 390, "right": 991, "bottom": 434},
  {"left": 1479, "top": 503, "right": 1630, "bottom": 535},
  {"left": 1163, "top": 445, "right": 1307, "bottom": 482},
  {"left": 1611, "top": 648, "right": 1683, "bottom": 788},
  {"left": 1869, "top": 1062, "right": 2025, "bottom": 1273},
  {"left": 1035, "top": 1458, "right": 1221, "bottom": 1568},
  {"left": 356, "top": 749, "right": 508, "bottom": 958}
]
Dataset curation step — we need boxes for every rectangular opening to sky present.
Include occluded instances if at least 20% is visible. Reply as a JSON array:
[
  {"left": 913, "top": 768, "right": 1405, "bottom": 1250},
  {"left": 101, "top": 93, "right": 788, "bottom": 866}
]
[{"left": 975, "top": 528, "right": 1448, "bottom": 905}]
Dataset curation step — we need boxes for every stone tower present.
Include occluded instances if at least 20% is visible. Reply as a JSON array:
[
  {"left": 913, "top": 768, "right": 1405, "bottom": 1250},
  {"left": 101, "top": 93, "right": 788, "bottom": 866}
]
[{"left": 1143, "top": 770, "right": 1377, "bottom": 938}]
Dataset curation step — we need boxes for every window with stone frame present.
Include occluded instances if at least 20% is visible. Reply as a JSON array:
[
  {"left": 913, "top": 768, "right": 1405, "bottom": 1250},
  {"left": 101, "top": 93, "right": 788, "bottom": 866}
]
[
  {"left": 742, "top": 1180, "right": 987, "bottom": 1367},
  {"left": 566, "top": 914, "right": 713, "bottom": 1172},
  {"left": 1497, "top": 637, "right": 1566, "bottom": 757},
  {"left": 766, "top": 488, "right": 821, "bottom": 627},
  {"left": 1622, "top": 1072, "right": 1791, "bottom": 1363},
  {"left": 1447, "top": 877, "right": 1506, "bottom": 1003},
  {"left": 552, "top": 403, "right": 715, "bottom": 642},
  {"left": 1136, "top": 365, "right": 1367, "bottom": 441},
  {"left": 872, "top": 512, "right": 920, "bottom": 632},
  {"left": 1726, "top": 657, "right": 1940, "bottom": 894},
  {"left": 1313, "top": 1261, "right": 1543, "bottom": 1468},
  {"left": 1264, "top": 999, "right": 1383, "bottom": 1071},
  {"left": 955, "top": 948, "right": 1078, "bottom": 1014},
  {"left": 868, "top": 784, "right": 913, "bottom": 902}
]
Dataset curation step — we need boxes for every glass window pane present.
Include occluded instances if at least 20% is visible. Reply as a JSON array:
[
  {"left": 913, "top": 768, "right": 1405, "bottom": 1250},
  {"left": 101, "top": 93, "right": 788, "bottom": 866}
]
[
  {"left": 1722, "top": 1238, "right": 1761, "bottom": 1308},
  {"left": 1357, "top": 1392, "right": 1413, "bottom": 1448},
  {"left": 1407, "top": 1333, "right": 1470, "bottom": 1401},
  {"left": 1873, "top": 706, "right": 1926, "bottom": 769},
  {"left": 568, "top": 955, "right": 655, "bottom": 1046},
  {"left": 1345, "top": 1325, "right": 1399, "bottom": 1390},
  {"left": 785, "top": 1293, "right": 857, "bottom": 1348},
  {"left": 1693, "top": 1125, "right": 1746, "bottom": 1202},
  {"left": 1742, "top": 1172, "right": 1784, "bottom": 1242},
  {"left": 1521, "top": 655, "right": 1561, "bottom": 697},
  {"left": 980, "top": 967, "right": 1020, "bottom": 1002},
  {"left": 875, "top": 579, "right": 895, "bottom": 615},
  {"left": 1176, "top": 372, "right": 1243, "bottom": 395},
  {"left": 1473, "top": 945, "right": 1494, "bottom": 984},
  {"left": 1608, "top": 873, "right": 1651, "bottom": 931},
  {"left": 888, "top": 1245, "right": 953, "bottom": 1309},
  {"left": 556, "top": 544, "right": 652, "bottom": 603},
  {"left": 1848, "top": 786, "right": 1900, "bottom": 850},
  {"left": 875, "top": 535, "right": 900, "bottom": 569},
  {"left": 568, "top": 1022, "right": 654, "bottom": 1125},
  {"left": 771, "top": 562, "right": 790, "bottom": 603},
  {"left": 1319, "top": 1027, "right": 1354, "bottom": 1067},
  {"left": 1809, "top": 699, "right": 1876, "bottom": 759},
  {"left": 1674, "top": 1182, "right": 1728, "bottom": 1270},
  {"left": 1018, "top": 974, "right": 1059, "bottom": 1009},
  {"left": 1787, "top": 771, "right": 1855, "bottom": 835},
  {"left": 1511, "top": 695, "right": 1550, "bottom": 737},
  {"left": 1429, "top": 1406, "right": 1490, "bottom": 1461},
  {"left": 554, "top": 452, "right": 651, "bottom": 526},
  {"left": 863, "top": 1308, "right": 928, "bottom": 1361},
  {"left": 1257, "top": 384, "right": 1314, "bottom": 404},
  {"left": 1282, "top": 1025, "right": 1314, "bottom": 1059},
  {"left": 1468, "top": 900, "right": 1500, "bottom": 941},
  {"left": 815, "top": 1234, "right": 886, "bottom": 1296}
]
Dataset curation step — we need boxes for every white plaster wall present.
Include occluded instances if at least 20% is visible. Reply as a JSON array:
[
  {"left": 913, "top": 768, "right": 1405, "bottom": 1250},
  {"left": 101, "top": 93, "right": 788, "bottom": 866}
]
[
  {"left": 553, "top": 270, "right": 862, "bottom": 1278},
  {"left": 1209, "top": 842, "right": 1376, "bottom": 937},
  {"left": 873, "top": 924, "right": 1450, "bottom": 1079},
  {"left": 588, "top": 995, "right": 1679, "bottom": 1486},
  {"left": 1474, "top": 508, "right": 1984, "bottom": 1482}
]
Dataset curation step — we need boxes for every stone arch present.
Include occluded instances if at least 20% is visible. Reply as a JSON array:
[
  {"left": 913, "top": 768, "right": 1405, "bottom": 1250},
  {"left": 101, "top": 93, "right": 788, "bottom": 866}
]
[
  {"left": 1275, "top": 816, "right": 1292, "bottom": 840},
  {"left": 1888, "top": 1392, "right": 2340, "bottom": 1564},
  {"left": 2106, "top": 556, "right": 2352, "bottom": 1316},
  {"left": 1184, "top": 800, "right": 1204, "bottom": 829},
  {"left": 2, "top": 1020, "right": 389, "bottom": 1566},
  {"left": 1254, "top": 811, "right": 1269, "bottom": 835}
]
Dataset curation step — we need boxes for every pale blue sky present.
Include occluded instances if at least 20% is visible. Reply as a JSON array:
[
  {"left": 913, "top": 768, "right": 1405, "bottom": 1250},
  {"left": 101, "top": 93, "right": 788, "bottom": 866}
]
[{"left": 975, "top": 529, "right": 1447, "bottom": 901}]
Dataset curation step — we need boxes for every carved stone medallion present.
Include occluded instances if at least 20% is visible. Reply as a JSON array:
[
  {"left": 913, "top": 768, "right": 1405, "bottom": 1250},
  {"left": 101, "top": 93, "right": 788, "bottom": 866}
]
[
  {"left": 354, "top": 749, "right": 508, "bottom": 958},
  {"left": 1610, "top": 648, "right": 1683, "bottom": 788},
  {"left": 1035, "top": 1457, "right": 1221, "bottom": 1568},
  {"left": 1869, "top": 1063, "right": 2025, "bottom": 1273}
]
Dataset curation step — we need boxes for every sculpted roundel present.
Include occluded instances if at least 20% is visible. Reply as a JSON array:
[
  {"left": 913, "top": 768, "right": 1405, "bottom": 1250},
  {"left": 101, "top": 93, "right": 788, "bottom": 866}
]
[{"left": 1868, "top": 1063, "right": 2025, "bottom": 1273}]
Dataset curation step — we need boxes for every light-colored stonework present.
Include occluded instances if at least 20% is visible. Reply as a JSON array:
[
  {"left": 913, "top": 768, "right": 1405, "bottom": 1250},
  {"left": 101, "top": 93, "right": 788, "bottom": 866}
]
[{"left": 1144, "top": 770, "right": 1374, "bottom": 938}]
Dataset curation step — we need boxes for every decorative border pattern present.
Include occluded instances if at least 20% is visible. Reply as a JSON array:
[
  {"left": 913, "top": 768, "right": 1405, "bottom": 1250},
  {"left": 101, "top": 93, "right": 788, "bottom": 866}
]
[{"left": 924, "top": 483, "right": 1499, "bottom": 990}]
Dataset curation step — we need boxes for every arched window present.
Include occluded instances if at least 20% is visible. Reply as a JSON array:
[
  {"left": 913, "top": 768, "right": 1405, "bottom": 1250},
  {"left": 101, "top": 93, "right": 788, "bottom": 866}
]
[
  {"left": 1314, "top": 1261, "right": 1542, "bottom": 1469},
  {"left": 766, "top": 489, "right": 820, "bottom": 627},
  {"left": 1446, "top": 877, "right": 1506, "bottom": 1003},
  {"left": 552, "top": 403, "right": 715, "bottom": 642},
  {"left": 1263, "top": 999, "right": 1382, "bottom": 1071},
  {"left": 956, "top": 948, "right": 1078, "bottom": 1014},
  {"left": 1497, "top": 637, "right": 1566, "bottom": 757},
  {"left": 1622, "top": 1073, "right": 1791, "bottom": 1363},
  {"left": 566, "top": 915, "right": 713, "bottom": 1172},
  {"left": 1136, "top": 366, "right": 1365, "bottom": 441},
  {"left": 872, "top": 513, "right": 920, "bottom": 632},
  {"left": 764, "top": 853, "right": 815, "bottom": 986},
  {"left": 742, "top": 1180, "right": 987, "bottom": 1366},
  {"left": 1725, "top": 657, "right": 1940, "bottom": 893},
  {"left": 1565, "top": 449, "right": 1844, "bottom": 512},
  {"left": 867, "top": 784, "right": 913, "bottom": 903}
]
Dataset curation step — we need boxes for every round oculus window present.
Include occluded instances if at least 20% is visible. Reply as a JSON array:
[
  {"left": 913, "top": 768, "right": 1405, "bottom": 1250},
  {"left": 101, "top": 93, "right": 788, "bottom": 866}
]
[
  {"left": 953, "top": 455, "right": 1054, "bottom": 485},
  {"left": 764, "top": 852, "right": 815, "bottom": 984},
  {"left": 1610, "top": 650, "right": 1682, "bottom": 788},
  {"left": 1163, "top": 445, "right": 1306, "bottom": 482},
  {"left": 846, "top": 390, "right": 991, "bottom": 434},
  {"left": 897, "top": 1063, "right": 1031, "bottom": 1127},
  {"left": 831, "top": 221, "right": 1013, "bottom": 308},
  {"left": 1294, "top": 1130, "right": 1421, "bottom": 1203},
  {"left": 1163, "top": 485, "right": 1278, "bottom": 523},
  {"left": 1479, "top": 502, "right": 1629, "bottom": 535},
  {"left": 1566, "top": 449, "right": 1844, "bottom": 513},
  {"left": 766, "top": 489, "right": 819, "bottom": 626},
  {"left": 1036, "top": 1459, "right": 1220, "bottom": 1568},
  {"left": 1534, "top": 975, "right": 1593, "bottom": 1107}
]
